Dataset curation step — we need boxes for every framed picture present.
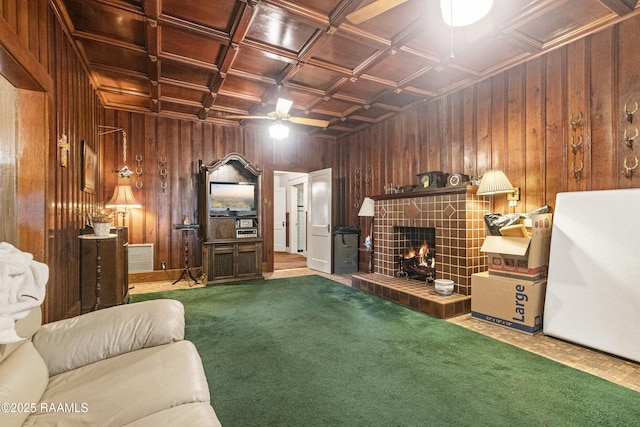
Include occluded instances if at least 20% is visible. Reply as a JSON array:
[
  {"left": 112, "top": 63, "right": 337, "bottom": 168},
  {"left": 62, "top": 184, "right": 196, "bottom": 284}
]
[{"left": 82, "top": 140, "right": 97, "bottom": 194}]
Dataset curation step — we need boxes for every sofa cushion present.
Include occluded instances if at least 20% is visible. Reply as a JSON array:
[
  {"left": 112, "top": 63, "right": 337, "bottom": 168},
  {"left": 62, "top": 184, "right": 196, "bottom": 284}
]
[
  {"left": 0, "top": 342, "right": 49, "bottom": 427},
  {"left": 24, "top": 340, "right": 212, "bottom": 427},
  {"left": 33, "top": 300, "right": 185, "bottom": 376},
  {"left": 122, "top": 402, "right": 221, "bottom": 427}
]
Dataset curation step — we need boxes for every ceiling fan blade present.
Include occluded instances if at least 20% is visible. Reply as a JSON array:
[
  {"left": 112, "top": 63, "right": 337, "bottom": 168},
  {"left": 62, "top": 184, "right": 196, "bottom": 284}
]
[
  {"left": 288, "top": 117, "right": 329, "bottom": 128},
  {"left": 275, "top": 98, "right": 293, "bottom": 114},
  {"left": 346, "top": 0, "right": 408, "bottom": 24},
  {"left": 224, "top": 115, "right": 273, "bottom": 120}
]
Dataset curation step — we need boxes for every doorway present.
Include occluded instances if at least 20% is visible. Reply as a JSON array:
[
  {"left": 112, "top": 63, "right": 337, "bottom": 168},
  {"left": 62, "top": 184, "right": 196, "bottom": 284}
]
[{"left": 273, "top": 171, "right": 308, "bottom": 270}]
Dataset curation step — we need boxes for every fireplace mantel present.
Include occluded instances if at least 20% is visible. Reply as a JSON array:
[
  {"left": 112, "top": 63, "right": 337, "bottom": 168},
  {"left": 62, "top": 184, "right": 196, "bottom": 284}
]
[{"left": 371, "top": 186, "right": 470, "bottom": 201}]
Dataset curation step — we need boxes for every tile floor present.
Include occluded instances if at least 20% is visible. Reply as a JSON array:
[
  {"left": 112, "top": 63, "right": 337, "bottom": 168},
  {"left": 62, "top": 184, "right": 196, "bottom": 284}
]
[{"left": 130, "top": 268, "right": 640, "bottom": 393}]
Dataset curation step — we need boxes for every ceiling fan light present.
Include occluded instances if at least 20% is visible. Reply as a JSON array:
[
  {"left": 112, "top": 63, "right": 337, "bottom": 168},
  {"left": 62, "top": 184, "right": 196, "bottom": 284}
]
[
  {"left": 441, "top": 0, "right": 493, "bottom": 27},
  {"left": 269, "top": 122, "right": 289, "bottom": 139}
]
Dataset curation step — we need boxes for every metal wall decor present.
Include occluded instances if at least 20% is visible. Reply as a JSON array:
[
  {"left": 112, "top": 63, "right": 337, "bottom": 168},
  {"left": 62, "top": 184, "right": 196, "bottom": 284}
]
[
  {"left": 570, "top": 135, "right": 583, "bottom": 155},
  {"left": 569, "top": 112, "right": 584, "bottom": 180},
  {"left": 572, "top": 160, "right": 584, "bottom": 179},
  {"left": 135, "top": 154, "right": 143, "bottom": 189},
  {"left": 624, "top": 101, "right": 638, "bottom": 123},
  {"left": 623, "top": 127, "right": 638, "bottom": 149},
  {"left": 622, "top": 157, "right": 638, "bottom": 178},
  {"left": 570, "top": 112, "right": 583, "bottom": 132},
  {"left": 159, "top": 156, "right": 167, "bottom": 192},
  {"left": 621, "top": 101, "right": 638, "bottom": 180}
]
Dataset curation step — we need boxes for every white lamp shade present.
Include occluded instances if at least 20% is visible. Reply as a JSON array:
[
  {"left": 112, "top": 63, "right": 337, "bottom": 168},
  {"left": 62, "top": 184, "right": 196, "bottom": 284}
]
[
  {"left": 106, "top": 185, "right": 141, "bottom": 209},
  {"left": 269, "top": 122, "right": 289, "bottom": 139},
  {"left": 441, "top": 0, "right": 493, "bottom": 27},
  {"left": 476, "top": 169, "right": 514, "bottom": 195},
  {"left": 358, "top": 197, "right": 375, "bottom": 217}
]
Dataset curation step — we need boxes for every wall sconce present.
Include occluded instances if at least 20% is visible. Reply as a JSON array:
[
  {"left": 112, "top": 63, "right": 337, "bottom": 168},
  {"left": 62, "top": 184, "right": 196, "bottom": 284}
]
[
  {"left": 476, "top": 169, "right": 520, "bottom": 208},
  {"left": 106, "top": 185, "right": 141, "bottom": 226}
]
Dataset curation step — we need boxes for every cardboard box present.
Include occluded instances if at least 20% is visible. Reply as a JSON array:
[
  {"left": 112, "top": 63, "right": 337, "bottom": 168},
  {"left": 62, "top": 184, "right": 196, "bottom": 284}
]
[
  {"left": 481, "top": 213, "right": 552, "bottom": 280},
  {"left": 471, "top": 271, "right": 547, "bottom": 334}
]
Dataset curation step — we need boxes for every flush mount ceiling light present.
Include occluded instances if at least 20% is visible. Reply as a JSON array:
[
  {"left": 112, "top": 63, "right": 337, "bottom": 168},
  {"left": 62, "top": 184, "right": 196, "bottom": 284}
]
[
  {"left": 269, "top": 121, "right": 289, "bottom": 139},
  {"left": 440, "top": 0, "right": 493, "bottom": 27}
]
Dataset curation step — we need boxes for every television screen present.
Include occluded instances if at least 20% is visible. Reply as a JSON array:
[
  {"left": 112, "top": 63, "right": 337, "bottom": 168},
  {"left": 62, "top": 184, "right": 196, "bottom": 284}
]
[{"left": 209, "top": 182, "right": 256, "bottom": 216}]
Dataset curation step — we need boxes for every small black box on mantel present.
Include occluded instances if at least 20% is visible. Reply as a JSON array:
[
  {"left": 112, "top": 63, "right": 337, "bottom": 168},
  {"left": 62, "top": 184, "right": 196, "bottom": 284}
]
[{"left": 417, "top": 171, "right": 448, "bottom": 189}]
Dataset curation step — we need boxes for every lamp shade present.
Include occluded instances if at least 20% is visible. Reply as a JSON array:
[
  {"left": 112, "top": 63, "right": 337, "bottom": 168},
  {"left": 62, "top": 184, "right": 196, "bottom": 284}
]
[
  {"left": 106, "top": 185, "right": 141, "bottom": 209},
  {"left": 476, "top": 169, "right": 514, "bottom": 195},
  {"left": 358, "top": 197, "right": 375, "bottom": 217}
]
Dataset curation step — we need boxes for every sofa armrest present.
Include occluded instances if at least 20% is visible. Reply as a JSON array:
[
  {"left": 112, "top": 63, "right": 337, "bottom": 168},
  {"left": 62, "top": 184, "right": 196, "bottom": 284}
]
[{"left": 32, "top": 299, "right": 185, "bottom": 376}]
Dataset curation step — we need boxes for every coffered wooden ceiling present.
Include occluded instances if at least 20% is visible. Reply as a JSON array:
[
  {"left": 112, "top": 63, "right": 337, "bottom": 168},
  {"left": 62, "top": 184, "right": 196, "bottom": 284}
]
[{"left": 54, "top": 0, "right": 640, "bottom": 139}]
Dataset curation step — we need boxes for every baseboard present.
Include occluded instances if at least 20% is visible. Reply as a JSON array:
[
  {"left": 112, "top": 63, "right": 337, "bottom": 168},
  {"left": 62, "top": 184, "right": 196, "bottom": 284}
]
[{"left": 129, "top": 269, "right": 183, "bottom": 283}]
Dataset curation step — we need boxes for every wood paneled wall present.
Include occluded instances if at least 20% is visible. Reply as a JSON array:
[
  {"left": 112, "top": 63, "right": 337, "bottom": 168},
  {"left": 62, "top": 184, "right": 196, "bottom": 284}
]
[
  {"left": 1, "top": 0, "right": 100, "bottom": 322},
  {"left": 3, "top": 2, "right": 639, "bottom": 322},
  {"left": 97, "top": 110, "right": 336, "bottom": 274},
  {"left": 338, "top": 16, "right": 640, "bottom": 235}
]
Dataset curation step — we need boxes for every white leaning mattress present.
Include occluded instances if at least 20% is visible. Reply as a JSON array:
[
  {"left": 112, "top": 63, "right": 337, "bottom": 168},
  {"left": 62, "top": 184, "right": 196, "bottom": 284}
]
[{"left": 544, "top": 189, "right": 640, "bottom": 363}]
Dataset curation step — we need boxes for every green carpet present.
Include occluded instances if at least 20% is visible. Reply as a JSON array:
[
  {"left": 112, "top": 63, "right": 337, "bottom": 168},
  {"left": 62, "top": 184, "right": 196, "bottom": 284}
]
[{"left": 132, "top": 275, "right": 639, "bottom": 426}]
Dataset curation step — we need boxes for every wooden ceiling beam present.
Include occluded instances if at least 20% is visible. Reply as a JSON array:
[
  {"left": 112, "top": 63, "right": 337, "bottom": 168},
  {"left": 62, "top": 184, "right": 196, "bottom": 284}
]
[
  {"left": 597, "top": 0, "right": 638, "bottom": 15},
  {"left": 201, "top": 0, "right": 259, "bottom": 119},
  {"left": 143, "top": 0, "right": 161, "bottom": 113}
]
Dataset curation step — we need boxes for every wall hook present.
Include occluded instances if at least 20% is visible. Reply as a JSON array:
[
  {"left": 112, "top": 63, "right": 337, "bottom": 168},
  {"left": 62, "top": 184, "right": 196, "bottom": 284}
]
[
  {"left": 570, "top": 135, "right": 583, "bottom": 154},
  {"left": 624, "top": 127, "right": 639, "bottom": 149},
  {"left": 622, "top": 157, "right": 638, "bottom": 178},
  {"left": 624, "top": 101, "right": 639, "bottom": 123},
  {"left": 570, "top": 112, "right": 583, "bottom": 131}
]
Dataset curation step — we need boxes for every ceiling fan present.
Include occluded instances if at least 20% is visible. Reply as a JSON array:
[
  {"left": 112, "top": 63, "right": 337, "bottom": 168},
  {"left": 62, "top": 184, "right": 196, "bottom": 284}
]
[
  {"left": 226, "top": 98, "right": 329, "bottom": 129},
  {"left": 346, "top": 0, "right": 408, "bottom": 25}
]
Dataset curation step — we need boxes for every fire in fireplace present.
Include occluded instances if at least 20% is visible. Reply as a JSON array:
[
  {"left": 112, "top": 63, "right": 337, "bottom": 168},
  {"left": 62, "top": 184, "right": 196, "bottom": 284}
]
[{"left": 397, "top": 241, "right": 435, "bottom": 283}]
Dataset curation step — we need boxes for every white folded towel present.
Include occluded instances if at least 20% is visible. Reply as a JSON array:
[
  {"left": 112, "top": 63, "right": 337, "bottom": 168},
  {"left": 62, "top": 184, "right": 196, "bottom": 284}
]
[{"left": 0, "top": 242, "right": 48, "bottom": 344}]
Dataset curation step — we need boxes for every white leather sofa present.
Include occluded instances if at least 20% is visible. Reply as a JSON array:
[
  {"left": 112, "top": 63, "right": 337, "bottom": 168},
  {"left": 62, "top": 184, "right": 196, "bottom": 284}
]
[{"left": 0, "top": 299, "right": 221, "bottom": 426}]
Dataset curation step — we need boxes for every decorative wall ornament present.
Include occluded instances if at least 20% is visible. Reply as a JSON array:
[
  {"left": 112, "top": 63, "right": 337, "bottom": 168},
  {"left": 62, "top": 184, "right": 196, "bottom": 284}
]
[
  {"left": 353, "top": 168, "right": 361, "bottom": 215},
  {"left": 135, "top": 154, "right": 143, "bottom": 189},
  {"left": 624, "top": 127, "right": 638, "bottom": 149},
  {"left": 569, "top": 111, "right": 584, "bottom": 181},
  {"left": 624, "top": 101, "right": 638, "bottom": 123},
  {"left": 58, "top": 134, "right": 70, "bottom": 167},
  {"left": 159, "top": 156, "right": 167, "bottom": 192},
  {"left": 572, "top": 160, "right": 583, "bottom": 180},
  {"left": 622, "top": 156, "right": 638, "bottom": 179},
  {"left": 570, "top": 135, "right": 583, "bottom": 154},
  {"left": 570, "top": 112, "right": 583, "bottom": 131}
]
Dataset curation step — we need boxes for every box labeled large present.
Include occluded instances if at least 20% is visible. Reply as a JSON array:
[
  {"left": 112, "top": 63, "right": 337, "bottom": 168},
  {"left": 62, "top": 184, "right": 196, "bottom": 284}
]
[
  {"left": 480, "top": 213, "right": 552, "bottom": 280},
  {"left": 471, "top": 271, "right": 547, "bottom": 334}
]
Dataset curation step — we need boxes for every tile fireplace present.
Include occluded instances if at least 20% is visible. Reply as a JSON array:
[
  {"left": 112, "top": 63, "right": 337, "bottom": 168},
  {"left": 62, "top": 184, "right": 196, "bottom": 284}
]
[{"left": 372, "top": 186, "right": 489, "bottom": 295}]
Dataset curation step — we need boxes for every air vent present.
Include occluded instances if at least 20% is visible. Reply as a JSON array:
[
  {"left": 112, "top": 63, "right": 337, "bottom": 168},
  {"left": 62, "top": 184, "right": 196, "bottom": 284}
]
[{"left": 128, "top": 244, "right": 154, "bottom": 273}]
